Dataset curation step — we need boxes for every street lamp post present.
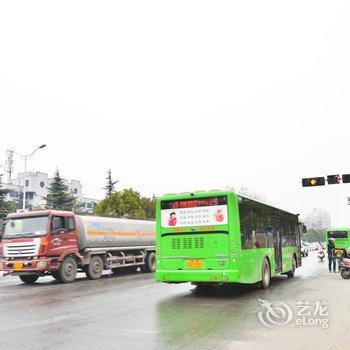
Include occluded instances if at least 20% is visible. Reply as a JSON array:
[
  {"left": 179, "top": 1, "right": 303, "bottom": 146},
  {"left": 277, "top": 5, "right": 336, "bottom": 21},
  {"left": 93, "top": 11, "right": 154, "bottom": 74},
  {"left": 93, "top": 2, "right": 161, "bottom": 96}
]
[{"left": 11, "top": 145, "right": 47, "bottom": 210}]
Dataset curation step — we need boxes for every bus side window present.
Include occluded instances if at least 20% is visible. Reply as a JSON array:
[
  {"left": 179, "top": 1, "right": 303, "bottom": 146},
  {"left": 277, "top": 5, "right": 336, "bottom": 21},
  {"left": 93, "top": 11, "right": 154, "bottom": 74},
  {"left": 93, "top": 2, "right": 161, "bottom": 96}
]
[
  {"left": 255, "top": 209, "right": 268, "bottom": 248},
  {"left": 238, "top": 197, "right": 254, "bottom": 249}
]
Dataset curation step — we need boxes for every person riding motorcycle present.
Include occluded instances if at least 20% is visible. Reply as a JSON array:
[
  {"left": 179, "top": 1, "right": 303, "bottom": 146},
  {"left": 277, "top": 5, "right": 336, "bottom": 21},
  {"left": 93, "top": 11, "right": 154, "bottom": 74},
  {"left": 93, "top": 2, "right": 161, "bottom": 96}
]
[
  {"left": 317, "top": 241, "right": 324, "bottom": 251},
  {"left": 317, "top": 241, "right": 325, "bottom": 261}
]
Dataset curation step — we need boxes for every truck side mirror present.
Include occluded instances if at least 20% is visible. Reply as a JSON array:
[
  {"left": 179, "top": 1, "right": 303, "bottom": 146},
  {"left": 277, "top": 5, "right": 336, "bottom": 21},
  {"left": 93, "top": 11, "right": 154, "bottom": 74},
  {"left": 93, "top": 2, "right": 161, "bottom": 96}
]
[{"left": 302, "top": 225, "right": 307, "bottom": 234}]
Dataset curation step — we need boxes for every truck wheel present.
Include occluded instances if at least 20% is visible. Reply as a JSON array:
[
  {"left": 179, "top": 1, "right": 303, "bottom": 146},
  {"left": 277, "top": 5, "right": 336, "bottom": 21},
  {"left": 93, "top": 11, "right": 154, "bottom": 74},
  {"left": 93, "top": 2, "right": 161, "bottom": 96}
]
[
  {"left": 141, "top": 252, "right": 156, "bottom": 273},
  {"left": 59, "top": 256, "right": 77, "bottom": 283},
  {"left": 260, "top": 258, "right": 271, "bottom": 289},
  {"left": 19, "top": 275, "right": 39, "bottom": 284},
  {"left": 286, "top": 257, "right": 296, "bottom": 278},
  {"left": 51, "top": 271, "right": 61, "bottom": 282},
  {"left": 86, "top": 255, "right": 104, "bottom": 280}
]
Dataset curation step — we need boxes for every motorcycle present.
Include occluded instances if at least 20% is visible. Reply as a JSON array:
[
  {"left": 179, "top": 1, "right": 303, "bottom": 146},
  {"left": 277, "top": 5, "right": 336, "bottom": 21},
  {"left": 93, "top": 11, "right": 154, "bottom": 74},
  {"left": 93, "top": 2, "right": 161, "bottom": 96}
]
[
  {"left": 317, "top": 249, "right": 325, "bottom": 262},
  {"left": 339, "top": 257, "right": 350, "bottom": 279}
]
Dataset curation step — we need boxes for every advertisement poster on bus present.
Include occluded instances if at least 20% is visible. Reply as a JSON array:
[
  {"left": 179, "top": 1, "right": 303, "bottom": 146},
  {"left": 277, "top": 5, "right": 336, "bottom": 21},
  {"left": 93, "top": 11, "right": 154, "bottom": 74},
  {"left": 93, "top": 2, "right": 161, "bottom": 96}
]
[{"left": 160, "top": 197, "right": 228, "bottom": 228}]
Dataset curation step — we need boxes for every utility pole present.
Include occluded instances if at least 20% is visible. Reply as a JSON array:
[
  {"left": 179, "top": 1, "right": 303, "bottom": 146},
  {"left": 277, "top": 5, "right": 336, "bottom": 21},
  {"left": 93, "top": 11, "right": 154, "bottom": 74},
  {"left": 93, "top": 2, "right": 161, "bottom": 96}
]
[
  {"left": 11, "top": 145, "right": 47, "bottom": 210},
  {"left": 5, "top": 150, "right": 14, "bottom": 183}
]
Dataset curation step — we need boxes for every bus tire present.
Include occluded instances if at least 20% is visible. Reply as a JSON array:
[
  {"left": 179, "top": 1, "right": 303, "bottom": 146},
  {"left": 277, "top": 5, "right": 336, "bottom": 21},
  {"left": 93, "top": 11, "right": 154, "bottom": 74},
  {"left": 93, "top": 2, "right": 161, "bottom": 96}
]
[
  {"left": 286, "top": 256, "right": 296, "bottom": 278},
  {"left": 260, "top": 258, "right": 271, "bottom": 289},
  {"left": 19, "top": 275, "right": 39, "bottom": 284},
  {"left": 141, "top": 252, "right": 156, "bottom": 273},
  {"left": 85, "top": 255, "right": 104, "bottom": 280},
  {"left": 59, "top": 256, "right": 77, "bottom": 283}
]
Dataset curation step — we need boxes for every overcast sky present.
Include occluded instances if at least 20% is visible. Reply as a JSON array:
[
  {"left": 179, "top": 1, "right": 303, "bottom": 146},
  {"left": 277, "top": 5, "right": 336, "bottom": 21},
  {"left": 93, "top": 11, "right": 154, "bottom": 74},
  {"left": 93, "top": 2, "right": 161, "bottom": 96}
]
[{"left": 1, "top": 1, "right": 350, "bottom": 225}]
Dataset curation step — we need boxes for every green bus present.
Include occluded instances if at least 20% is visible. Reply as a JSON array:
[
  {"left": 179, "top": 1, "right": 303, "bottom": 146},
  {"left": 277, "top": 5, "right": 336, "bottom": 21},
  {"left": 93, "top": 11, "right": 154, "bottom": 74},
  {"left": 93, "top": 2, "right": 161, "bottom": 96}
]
[
  {"left": 155, "top": 190, "right": 302, "bottom": 288},
  {"left": 327, "top": 228, "right": 350, "bottom": 258}
]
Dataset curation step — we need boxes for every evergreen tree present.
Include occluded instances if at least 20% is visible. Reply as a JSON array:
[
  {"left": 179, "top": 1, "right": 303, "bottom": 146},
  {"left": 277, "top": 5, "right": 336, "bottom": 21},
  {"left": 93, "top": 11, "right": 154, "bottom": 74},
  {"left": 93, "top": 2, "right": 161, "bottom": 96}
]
[
  {"left": 46, "top": 170, "right": 74, "bottom": 211},
  {"left": 0, "top": 175, "right": 15, "bottom": 219},
  {"left": 15, "top": 190, "right": 25, "bottom": 210},
  {"left": 103, "top": 169, "right": 118, "bottom": 197}
]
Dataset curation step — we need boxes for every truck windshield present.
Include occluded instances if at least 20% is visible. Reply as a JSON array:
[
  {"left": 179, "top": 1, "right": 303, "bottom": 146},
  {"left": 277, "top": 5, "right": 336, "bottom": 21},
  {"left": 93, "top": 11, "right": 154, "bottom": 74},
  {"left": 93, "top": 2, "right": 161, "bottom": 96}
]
[{"left": 3, "top": 216, "right": 49, "bottom": 238}]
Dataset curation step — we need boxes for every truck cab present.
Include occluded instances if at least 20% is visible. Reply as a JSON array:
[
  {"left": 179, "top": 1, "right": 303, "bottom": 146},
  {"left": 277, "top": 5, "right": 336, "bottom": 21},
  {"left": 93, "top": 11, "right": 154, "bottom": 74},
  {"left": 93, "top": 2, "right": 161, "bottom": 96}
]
[{"left": 0, "top": 210, "right": 80, "bottom": 284}]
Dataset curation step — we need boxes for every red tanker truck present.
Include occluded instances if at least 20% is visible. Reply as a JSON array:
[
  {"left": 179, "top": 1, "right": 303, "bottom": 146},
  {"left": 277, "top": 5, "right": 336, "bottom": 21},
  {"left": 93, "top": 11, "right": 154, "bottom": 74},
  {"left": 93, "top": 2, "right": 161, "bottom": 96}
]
[{"left": 0, "top": 210, "right": 156, "bottom": 284}]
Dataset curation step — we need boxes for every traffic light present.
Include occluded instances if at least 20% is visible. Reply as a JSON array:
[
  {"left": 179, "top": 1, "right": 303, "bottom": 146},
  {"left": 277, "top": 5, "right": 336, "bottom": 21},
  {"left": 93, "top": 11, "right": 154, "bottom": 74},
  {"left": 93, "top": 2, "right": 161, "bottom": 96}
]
[
  {"left": 342, "top": 174, "right": 350, "bottom": 183},
  {"left": 302, "top": 177, "right": 325, "bottom": 187},
  {"left": 327, "top": 175, "right": 341, "bottom": 185}
]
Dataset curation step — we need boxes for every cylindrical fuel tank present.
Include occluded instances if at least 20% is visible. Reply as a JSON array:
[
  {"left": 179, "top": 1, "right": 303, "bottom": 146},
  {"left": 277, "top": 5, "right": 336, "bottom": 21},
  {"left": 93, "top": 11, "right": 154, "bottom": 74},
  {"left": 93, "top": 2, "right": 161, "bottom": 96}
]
[{"left": 76, "top": 215, "right": 155, "bottom": 250}]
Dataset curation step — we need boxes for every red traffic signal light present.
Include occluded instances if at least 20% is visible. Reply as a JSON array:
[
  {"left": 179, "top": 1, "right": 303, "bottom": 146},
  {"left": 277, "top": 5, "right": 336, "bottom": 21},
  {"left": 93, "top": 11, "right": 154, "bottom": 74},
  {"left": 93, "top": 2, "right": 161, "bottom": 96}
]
[
  {"left": 327, "top": 175, "right": 341, "bottom": 184},
  {"left": 342, "top": 174, "right": 350, "bottom": 183},
  {"left": 302, "top": 177, "right": 325, "bottom": 187}
]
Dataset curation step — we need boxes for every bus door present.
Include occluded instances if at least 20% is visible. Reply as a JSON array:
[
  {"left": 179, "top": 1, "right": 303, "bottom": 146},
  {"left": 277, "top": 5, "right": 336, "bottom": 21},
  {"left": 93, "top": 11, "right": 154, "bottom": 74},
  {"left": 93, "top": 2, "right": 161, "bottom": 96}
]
[
  {"left": 274, "top": 230, "right": 282, "bottom": 272},
  {"left": 296, "top": 224, "right": 302, "bottom": 267}
]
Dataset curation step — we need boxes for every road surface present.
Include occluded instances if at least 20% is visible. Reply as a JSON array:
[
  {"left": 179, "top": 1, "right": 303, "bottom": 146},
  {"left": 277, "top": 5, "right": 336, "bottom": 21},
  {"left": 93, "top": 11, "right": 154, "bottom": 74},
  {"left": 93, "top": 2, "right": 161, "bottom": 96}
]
[{"left": 0, "top": 251, "right": 348, "bottom": 350}]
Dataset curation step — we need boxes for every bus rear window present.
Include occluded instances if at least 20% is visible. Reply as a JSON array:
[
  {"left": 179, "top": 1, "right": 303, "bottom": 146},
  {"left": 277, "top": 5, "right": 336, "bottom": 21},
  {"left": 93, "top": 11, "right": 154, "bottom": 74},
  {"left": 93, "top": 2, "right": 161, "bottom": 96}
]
[
  {"left": 160, "top": 196, "right": 228, "bottom": 228},
  {"left": 327, "top": 231, "right": 348, "bottom": 239}
]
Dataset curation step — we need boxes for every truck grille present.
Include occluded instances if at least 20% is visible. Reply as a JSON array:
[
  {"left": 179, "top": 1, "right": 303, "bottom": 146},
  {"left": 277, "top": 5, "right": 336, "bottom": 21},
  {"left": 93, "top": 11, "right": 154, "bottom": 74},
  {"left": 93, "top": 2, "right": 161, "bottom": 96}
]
[
  {"left": 4, "top": 239, "right": 40, "bottom": 258},
  {"left": 171, "top": 237, "right": 204, "bottom": 249}
]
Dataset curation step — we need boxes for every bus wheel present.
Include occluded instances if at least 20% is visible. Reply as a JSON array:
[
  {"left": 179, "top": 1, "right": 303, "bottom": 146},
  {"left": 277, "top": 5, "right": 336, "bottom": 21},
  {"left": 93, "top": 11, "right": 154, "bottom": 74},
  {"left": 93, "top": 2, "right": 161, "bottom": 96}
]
[
  {"left": 59, "top": 256, "right": 77, "bottom": 283},
  {"left": 286, "top": 257, "right": 296, "bottom": 278},
  {"left": 86, "top": 255, "right": 104, "bottom": 280},
  {"left": 141, "top": 252, "right": 156, "bottom": 273},
  {"left": 260, "top": 258, "right": 271, "bottom": 289},
  {"left": 19, "top": 275, "right": 39, "bottom": 284}
]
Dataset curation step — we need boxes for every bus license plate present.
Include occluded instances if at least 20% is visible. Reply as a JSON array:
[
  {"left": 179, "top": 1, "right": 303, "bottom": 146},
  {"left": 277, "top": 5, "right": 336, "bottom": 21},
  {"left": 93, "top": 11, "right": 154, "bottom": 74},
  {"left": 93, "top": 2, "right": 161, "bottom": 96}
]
[
  {"left": 13, "top": 262, "right": 23, "bottom": 270},
  {"left": 186, "top": 259, "right": 203, "bottom": 269}
]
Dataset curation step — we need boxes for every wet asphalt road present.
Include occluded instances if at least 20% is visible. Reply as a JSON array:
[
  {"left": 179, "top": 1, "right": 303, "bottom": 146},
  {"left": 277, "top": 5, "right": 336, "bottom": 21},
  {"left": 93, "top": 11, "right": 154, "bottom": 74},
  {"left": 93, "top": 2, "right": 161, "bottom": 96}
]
[{"left": 0, "top": 251, "right": 349, "bottom": 350}]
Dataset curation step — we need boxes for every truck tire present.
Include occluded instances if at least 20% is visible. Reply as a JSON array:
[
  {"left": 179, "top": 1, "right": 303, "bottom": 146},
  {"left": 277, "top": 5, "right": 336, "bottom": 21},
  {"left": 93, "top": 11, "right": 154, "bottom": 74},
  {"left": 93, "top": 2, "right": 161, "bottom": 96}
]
[
  {"left": 260, "top": 258, "right": 271, "bottom": 289},
  {"left": 141, "top": 252, "right": 156, "bottom": 273},
  {"left": 19, "top": 275, "right": 39, "bottom": 284},
  {"left": 51, "top": 271, "right": 62, "bottom": 282},
  {"left": 85, "top": 255, "right": 104, "bottom": 280},
  {"left": 59, "top": 256, "right": 77, "bottom": 283}
]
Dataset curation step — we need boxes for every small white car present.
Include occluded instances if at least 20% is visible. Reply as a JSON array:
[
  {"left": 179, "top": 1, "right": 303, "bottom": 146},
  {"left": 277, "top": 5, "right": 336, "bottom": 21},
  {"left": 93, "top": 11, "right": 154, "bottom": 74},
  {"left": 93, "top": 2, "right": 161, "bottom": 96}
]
[{"left": 301, "top": 240, "right": 309, "bottom": 257}]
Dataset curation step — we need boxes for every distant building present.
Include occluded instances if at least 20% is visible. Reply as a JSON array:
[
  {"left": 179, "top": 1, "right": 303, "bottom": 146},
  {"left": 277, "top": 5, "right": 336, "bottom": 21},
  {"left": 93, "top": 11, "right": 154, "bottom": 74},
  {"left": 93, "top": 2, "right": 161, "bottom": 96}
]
[
  {"left": 303, "top": 209, "right": 331, "bottom": 230},
  {"left": 1, "top": 171, "right": 99, "bottom": 213}
]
